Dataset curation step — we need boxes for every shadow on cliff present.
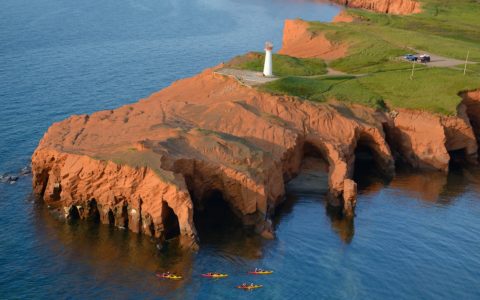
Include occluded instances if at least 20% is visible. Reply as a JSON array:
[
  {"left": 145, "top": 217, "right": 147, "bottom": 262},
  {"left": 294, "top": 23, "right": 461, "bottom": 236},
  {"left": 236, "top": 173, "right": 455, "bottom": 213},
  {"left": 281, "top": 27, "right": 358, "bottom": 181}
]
[
  {"left": 352, "top": 141, "right": 392, "bottom": 193},
  {"left": 195, "top": 190, "right": 270, "bottom": 258}
]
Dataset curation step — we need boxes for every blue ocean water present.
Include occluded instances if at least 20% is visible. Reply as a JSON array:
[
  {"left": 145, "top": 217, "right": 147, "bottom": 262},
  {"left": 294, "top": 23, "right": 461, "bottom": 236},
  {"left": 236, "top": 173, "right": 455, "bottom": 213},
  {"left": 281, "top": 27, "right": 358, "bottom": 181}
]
[{"left": 1, "top": 0, "right": 480, "bottom": 299}]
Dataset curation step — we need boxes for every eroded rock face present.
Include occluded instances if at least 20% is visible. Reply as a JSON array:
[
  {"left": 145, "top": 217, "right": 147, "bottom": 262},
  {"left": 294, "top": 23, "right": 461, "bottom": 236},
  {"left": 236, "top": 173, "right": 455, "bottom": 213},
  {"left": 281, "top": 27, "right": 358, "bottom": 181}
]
[
  {"left": 32, "top": 67, "right": 395, "bottom": 244},
  {"left": 387, "top": 106, "right": 479, "bottom": 172},
  {"left": 331, "top": 0, "right": 421, "bottom": 15},
  {"left": 389, "top": 109, "right": 450, "bottom": 171},
  {"left": 278, "top": 19, "right": 348, "bottom": 60},
  {"left": 441, "top": 104, "right": 478, "bottom": 164}
]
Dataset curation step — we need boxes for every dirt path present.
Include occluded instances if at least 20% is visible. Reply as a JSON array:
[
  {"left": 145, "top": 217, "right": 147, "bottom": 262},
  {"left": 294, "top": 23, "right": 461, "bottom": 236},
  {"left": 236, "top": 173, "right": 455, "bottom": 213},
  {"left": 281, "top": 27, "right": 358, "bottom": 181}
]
[{"left": 214, "top": 68, "right": 278, "bottom": 86}]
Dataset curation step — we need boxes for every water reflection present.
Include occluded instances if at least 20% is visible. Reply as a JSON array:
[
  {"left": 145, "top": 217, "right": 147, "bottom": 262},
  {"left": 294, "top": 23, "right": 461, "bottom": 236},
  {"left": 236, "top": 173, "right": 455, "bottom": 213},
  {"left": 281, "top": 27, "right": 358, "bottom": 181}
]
[
  {"left": 389, "top": 169, "right": 448, "bottom": 202},
  {"left": 33, "top": 202, "right": 194, "bottom": 295},
  {"left": 326, "top": 206, "right": 355, "bottom": 244}
]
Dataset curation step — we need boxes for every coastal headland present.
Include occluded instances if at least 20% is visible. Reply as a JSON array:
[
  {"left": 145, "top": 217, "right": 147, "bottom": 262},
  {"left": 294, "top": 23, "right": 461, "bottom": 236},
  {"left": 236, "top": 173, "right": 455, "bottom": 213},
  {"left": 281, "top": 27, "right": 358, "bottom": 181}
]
[{"left": 32, "top": 0, "right": 480, "bottom": 248}]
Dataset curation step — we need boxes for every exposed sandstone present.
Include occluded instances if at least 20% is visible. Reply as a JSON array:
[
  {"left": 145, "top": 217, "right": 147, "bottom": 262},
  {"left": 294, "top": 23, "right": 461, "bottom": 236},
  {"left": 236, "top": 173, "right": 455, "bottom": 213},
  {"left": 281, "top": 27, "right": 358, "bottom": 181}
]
[
  {"left": 441, "top": 104, "right": 478, "bottom": 164},
  {"left": 389, "top": 109, "right": 450, "bottom": 171},
  {"left": 386, "top": 104, "right": 479, "bottom": 172},
  {"left": 330, "top": 0, "right": 421, "bottom": 15},
  {"left": 278, "top": 19, "right": 348, "bottom": 60},
  {"left": 32, "top": 67, "right": 395, "bottom": 245}
]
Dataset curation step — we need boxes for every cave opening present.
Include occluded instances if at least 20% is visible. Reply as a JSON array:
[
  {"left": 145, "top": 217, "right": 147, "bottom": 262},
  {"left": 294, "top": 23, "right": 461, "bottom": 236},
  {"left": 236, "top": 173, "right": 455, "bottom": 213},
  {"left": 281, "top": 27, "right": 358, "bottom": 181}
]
[
  {"left": 121, "top": 205, "right": 129, "bottom": 230},
  {"left": 148, "top": 221, "right": 156, "bottom": 237},
  {"left": 87, "top": 199, "right": 100, "bottom": 223},
  {"left": 161, "top": 202, "right": 180, "bottom": 240},
  {"left": 193, "top": 189, "right": 242, "bottom": 239},
  {"left": 353, "top": 140, "right": 385, "bottom": 189},
  {"left": 448, "top": 148, "right": 468, "bottom": 170},
  {"left": 107, "top": 210, "right": 115, "bottom": 225},
  {"left": 68, "top": 206, "right": 80, "bottom": 221},
  {"left": 286, "top": 142, "right": 329, "bottom": 195}
]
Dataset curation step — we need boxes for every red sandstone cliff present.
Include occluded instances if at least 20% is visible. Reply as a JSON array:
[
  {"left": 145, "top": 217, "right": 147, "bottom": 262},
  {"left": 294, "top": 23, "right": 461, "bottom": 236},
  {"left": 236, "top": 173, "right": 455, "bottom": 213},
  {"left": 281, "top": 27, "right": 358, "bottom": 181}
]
[
  {"left": 278, "top": 19, "right": 348, "bottom": 60},
  {"left": 32, "top": 67, "right": 396, "bottom": 245},
  {"left": 331, "top": 0, "right": 421, "bottom": 15}
]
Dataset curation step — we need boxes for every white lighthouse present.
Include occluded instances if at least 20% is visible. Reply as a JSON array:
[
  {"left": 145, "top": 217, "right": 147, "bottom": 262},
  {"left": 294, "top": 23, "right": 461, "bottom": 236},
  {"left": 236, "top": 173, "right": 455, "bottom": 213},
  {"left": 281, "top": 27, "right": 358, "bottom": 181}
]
[{"left": 263, "top": 41, "right": 273, "bottom": 77}]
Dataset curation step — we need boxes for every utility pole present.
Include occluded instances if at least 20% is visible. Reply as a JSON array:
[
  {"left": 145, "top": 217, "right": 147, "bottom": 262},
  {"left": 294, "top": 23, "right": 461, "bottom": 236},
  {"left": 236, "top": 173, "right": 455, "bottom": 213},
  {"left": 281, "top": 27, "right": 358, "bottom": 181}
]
[
  {"left": 464, "top": 50, "right": 470, "bottom": 75},
  {"left": 410, "top": 59, "right": 416, "bottom": 80}
]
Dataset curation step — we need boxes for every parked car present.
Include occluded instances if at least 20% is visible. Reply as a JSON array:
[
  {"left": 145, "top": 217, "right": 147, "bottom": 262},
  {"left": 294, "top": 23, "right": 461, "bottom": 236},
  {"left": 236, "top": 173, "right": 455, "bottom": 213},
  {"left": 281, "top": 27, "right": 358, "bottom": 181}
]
[
  {"left": 404, "top": 54, "right": 418, "bottom": 62},
  {"left": 419, "top": 54, "right": 431, "bottom": 63}
]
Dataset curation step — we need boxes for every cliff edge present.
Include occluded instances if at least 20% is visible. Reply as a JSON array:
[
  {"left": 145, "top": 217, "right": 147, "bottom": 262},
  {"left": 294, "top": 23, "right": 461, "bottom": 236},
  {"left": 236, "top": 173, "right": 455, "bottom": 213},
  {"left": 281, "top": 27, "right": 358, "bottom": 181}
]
[{"left": 32, "top": 67, "right": 396, "bottom": 245}]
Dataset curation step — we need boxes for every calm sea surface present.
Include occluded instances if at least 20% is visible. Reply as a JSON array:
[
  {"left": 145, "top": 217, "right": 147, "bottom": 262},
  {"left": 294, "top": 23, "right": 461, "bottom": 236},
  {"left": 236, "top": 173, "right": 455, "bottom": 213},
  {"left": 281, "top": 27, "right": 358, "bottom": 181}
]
[{"left": 1, "top": 0, "right": 479, "bottom": 299}]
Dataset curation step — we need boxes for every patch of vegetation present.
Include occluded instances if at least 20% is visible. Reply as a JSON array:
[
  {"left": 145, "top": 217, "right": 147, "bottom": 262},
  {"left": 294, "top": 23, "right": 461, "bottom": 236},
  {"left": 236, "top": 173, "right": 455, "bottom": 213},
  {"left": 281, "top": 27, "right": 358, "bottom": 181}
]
[
  {"left": 261, "top": 68, "right": 480, "bottom": 114},
  {"left": 226, "top": 52, "right": 327, "bottom": 76},
  {"left": 261, "top": 75, "right": 385, "bottom": 109}
]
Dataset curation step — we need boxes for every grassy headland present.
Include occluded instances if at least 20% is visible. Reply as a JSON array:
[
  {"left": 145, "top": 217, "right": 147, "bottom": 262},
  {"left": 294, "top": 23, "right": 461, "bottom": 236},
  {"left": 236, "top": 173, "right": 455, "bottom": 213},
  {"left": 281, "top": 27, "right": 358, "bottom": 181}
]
[{"left": 236, "top": 0, "right": 480, "bottom": 115}]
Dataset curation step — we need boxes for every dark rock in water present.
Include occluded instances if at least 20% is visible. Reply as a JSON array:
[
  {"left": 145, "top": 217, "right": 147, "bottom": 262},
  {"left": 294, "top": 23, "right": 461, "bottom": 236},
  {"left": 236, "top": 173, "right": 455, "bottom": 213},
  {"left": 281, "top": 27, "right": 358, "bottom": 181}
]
[
  {"left": 0, "top": 174, "right": 19, "bottom": 184},
  {"left": 20, "top": 166, "right": 31, "bottom": 176},
  {"left": 0, "top": 165, "right": 30, "bottom": 184}
]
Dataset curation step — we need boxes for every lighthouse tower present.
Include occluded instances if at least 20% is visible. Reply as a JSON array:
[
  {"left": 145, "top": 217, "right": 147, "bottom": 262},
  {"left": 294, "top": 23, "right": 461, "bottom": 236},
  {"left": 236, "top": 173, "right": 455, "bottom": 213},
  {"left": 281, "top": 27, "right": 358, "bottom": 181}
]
[{"left": 263, "top": 41, "right": 273, "bottom": 77}]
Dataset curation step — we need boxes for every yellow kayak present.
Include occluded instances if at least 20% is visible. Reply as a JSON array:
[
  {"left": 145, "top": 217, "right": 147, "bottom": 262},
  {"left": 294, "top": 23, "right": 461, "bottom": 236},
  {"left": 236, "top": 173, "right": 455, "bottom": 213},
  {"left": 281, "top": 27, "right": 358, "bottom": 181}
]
[
  {"left": 248, "top": 270, "right": 273, "bottom": 275},
  {"left": 237, "top": 284, "right": 263, "bottom": 290},
  {"left": 156, "top": 273, "right": 182, "bottom": 280},
  {"left": 202, "top": 273, "right": 228, "bottom": 278}
]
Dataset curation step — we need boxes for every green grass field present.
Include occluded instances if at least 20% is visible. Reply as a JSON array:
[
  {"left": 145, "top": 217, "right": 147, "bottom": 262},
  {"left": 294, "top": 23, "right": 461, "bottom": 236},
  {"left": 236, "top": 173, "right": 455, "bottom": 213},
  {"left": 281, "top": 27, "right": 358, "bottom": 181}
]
[
  {"left": 226, "top": 52, "right": 327, "bottom": 77},
  {"left": 258, "top": 0, "right": 480, "bottom": 115},
  {"left": 262, "top": 68, "right": 480, "bottom": 115}
]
